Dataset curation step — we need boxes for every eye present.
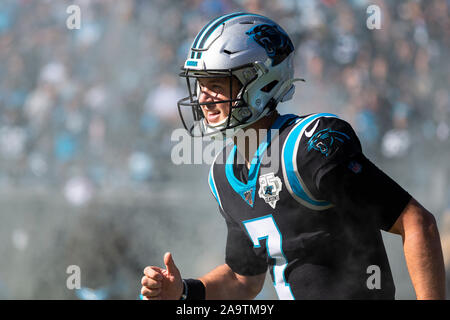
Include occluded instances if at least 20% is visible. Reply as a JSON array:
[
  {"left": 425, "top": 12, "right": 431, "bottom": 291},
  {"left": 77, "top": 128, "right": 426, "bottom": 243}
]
[{"left": 198, "top": 81, "right": 226, "bottom": 95}]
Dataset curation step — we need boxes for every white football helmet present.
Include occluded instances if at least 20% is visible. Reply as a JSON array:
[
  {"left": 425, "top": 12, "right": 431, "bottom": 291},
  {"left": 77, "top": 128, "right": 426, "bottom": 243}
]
[{"left": 177, "top": 12, "right": 303, "bottom": 139}]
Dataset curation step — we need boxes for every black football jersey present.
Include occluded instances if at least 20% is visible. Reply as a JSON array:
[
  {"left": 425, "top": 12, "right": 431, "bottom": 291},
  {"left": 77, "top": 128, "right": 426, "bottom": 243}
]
[{"left": 208, "top": 113, "right": 411, "bottom": 300}]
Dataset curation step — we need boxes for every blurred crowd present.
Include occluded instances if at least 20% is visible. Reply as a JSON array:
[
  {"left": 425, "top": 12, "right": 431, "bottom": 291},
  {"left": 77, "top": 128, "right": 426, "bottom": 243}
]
[
  {"left": 1, "top": 0, "right": 449, "bottom": 201},
  {"left": 0, "top": 0, "right": 449, "bottom": 298}
]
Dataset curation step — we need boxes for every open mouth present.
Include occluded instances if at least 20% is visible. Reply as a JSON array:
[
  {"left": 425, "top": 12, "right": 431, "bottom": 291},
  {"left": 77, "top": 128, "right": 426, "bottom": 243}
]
[{"left": 205, "top": 110, "right": 221, "bottom": 123}]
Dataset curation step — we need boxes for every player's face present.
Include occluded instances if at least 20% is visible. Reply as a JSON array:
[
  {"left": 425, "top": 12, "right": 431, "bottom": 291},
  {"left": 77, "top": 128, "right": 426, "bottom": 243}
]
[{"left": 198, "top": 77, "right": 240, "bottom": 124}]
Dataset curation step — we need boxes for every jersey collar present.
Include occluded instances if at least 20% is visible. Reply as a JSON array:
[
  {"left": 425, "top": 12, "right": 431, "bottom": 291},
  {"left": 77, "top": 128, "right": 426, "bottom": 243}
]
[{"left": 225, "top": 114, "right": 298, "bottom": 207}]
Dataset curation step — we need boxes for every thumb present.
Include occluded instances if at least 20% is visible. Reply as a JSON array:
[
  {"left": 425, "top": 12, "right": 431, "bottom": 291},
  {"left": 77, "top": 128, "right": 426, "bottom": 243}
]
[{"left": 164, "top": 252, "right": 179, "bottom": 276}]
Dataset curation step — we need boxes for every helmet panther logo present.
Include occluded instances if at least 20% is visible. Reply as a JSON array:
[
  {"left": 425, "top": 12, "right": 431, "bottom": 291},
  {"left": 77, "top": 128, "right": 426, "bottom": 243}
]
[
  {"left": 246, "top": 24, "right": 294, "bottom": 66},
  {"left": 307, "top": 129, "right": 351, "bottom": 157}
]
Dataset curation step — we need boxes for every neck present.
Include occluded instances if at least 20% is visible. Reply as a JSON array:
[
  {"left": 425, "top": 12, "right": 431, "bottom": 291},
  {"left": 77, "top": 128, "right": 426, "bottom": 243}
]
[{"left": 233, "top": 111, "right": 280, "bottom": 169}]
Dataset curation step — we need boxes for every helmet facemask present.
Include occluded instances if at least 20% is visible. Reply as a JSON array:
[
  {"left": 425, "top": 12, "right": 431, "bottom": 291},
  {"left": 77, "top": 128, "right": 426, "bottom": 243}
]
[{"left": 177, "top": 66, "right": 258, "bottom": 139}]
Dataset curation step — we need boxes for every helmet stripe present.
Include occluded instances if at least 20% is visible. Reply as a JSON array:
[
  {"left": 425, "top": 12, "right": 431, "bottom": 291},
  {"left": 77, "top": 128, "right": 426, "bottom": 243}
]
[
  {"left": 196, "top": 12, "right": 247, "bottom": 49},
  {"left": 190, "top": 13, "right": 234, "bottom": 58},
  {"left": 196, "top": 12, "right": 266, "bottom": 59},
  {"left": 190, "top": 23, "right": 214, "bottom": 58}
]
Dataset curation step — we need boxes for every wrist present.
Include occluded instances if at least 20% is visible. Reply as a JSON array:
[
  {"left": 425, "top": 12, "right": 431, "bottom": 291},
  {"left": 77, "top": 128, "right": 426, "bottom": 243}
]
[
  {"left": 179, "top": 279, "right": 188, "bottom": 300},
  {"left": 179, "top": 278, "right": 206, "bottom": 300}
]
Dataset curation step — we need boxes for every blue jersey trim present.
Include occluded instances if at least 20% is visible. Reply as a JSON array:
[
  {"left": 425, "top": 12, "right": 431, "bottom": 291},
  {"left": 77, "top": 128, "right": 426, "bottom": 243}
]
[
  {"left": 282, "top": 113, "right": 338, "bottom": 209},
  {"left": 225, "top": 114, "right": 298, "bottom": 207},
  {"left": 208, "top": 168, "right": 222, "bottom": 209},
  {"left": 208, "top": 146, "right": 229, "bottom": 210}
]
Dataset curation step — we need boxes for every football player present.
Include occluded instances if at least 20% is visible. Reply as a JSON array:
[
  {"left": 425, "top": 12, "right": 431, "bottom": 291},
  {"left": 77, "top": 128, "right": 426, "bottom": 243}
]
[{"left": 141, "top": 12, "right": 446, "bottom": 300}]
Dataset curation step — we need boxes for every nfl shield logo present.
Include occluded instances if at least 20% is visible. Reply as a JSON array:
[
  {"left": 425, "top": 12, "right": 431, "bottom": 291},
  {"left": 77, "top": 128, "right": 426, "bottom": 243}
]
[
  {"left": 258, "top": 172, "right": 282, "bottom": 209},
  {"left": 348, "top": 161, "right": 362, "bottom": 174},
  {"left": 243, "top": 189, "right": 253, "bottom": 206}
]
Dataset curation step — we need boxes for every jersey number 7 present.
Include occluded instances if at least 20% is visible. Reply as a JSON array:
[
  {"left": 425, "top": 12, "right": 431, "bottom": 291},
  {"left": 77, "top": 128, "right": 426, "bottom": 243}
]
[{"left": 243, "top": 215, "right": 294, "bottom": 300}]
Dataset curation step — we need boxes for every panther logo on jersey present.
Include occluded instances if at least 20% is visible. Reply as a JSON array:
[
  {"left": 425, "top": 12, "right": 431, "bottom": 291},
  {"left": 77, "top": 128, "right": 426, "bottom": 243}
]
[
  {"left": 307, "top": 128, "right": 351, "bottom": 157},
  {"left": 258, "top": 172, "right": 282, "bottom": 209}
]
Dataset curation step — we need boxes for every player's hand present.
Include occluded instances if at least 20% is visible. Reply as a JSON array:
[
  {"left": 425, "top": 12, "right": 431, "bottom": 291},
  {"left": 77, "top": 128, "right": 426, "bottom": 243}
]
[{"left": 141, "top": 252, "right": 183, "bottom": 300}]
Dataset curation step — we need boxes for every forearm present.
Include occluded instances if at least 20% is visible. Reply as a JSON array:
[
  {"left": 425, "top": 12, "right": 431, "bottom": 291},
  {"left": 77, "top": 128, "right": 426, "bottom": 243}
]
[
  {"left": 402, "top": 215, "right": 446, "bottom": 299},
  {"left": 199, "top": 264, "right": 262, "bottom": 300}
]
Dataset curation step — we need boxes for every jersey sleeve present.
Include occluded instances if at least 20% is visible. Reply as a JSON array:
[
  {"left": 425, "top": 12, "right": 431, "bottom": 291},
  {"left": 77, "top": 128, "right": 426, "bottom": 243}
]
[
  {"left": 296, "top": 116, "right": 363, "bottom": 193},
  {"left": 295, "top": 115, "right": 411, "bottom": 231},
  {"left": 317, "top": 153, "right": 412, "bottom": 231},
  {"left": 218, "top": 207, "right": 268, "bottom": 276}
]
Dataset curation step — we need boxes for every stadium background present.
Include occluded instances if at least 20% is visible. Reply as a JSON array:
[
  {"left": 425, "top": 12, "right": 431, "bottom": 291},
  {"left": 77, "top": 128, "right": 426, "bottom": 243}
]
[{"left": 0, "top": 0, "right": 449, "bottom": 299}]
